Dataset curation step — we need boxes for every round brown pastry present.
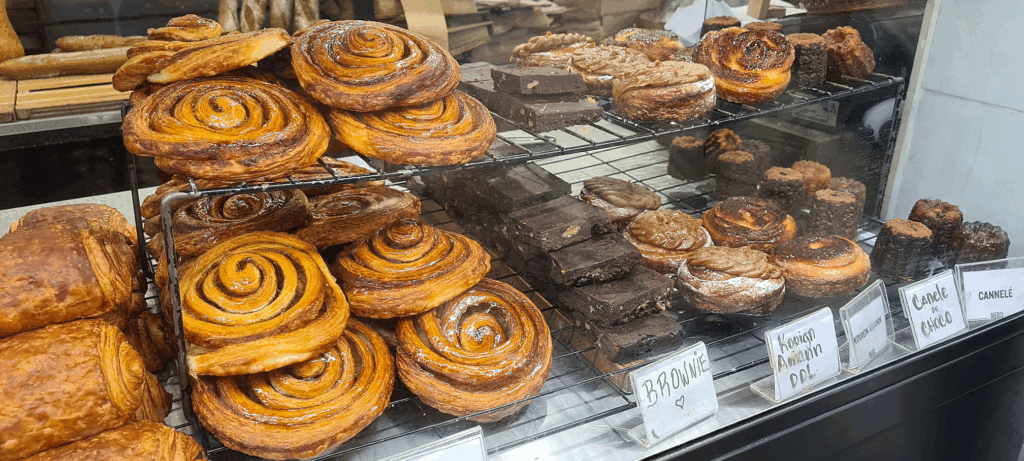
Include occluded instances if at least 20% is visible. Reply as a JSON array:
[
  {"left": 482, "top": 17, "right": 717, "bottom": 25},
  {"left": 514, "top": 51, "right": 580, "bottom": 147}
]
[
  {"left": 328, "top": 90, "right": 496, "bottom": 166},
  {"left": 128, "top": 81, "right": 166, "bottom": 107},
  {"left": 953, "top": 222, "right": 1011, "bottom": 265},
  {"left": 908, "top": 198, "right": 963, "bottom": 260},
  {"left": 772, "top": 236, "right": 870, "bottom": 297},
  {"left": 193, "top": 319, "right": 393, "bottom": 460},
  {"left": 759, "top": 166, "right": 804, "bottom": 214},
  {"left": 870, "top": 218, "right": 933, "bottom": 282},
  {"left": 123, "top": 76, "right": 329, "bottom": 182},
  {"left": 623, "top": 209, "right": 713, "bottom": 273},
  {"left": 580, "top": 176, "right": 662, "bottom": 227},
  {"left": 744, "top": 21, "right": 783, "bottom": 33},
  {"left": 291, "top": 20, "right": 460, "bottom": 112},
  {"left": 693, "top": 27, "right": 794, "bottom": 104},
  {"left": 828, "top": 177, "right": 866, "bottom": 217},
  {"left": 148, "top": 14, "right": 223, "bottom": 41},
  {"left": 567, "top": 45, "right": 650, "bottom": 97},
  {"left": 701, "top": 16, "right": 741, "bottom": 37},
  {"left": 295, "top": 186, "right": 421, "bottom": 249},
  {"left": 171, "top": 190, "right": 310, "bottom": 259},
  {"left": 808, "top": 189, "right": 859, "bottom": 240},
  {"left": 676, "top": 246, "right": 785, "bottom": 315},
  {"left": 396, "top": 278, "right": 552, "bottom": 422},
  {"left": 704, "top": 128, "right": 740, "bottom": 173},
  {"left": 601, "top": 28, "right": 685, "bottom": 61},
  {"left": 702, "top": 196, "right": 797, "bottom": 251},
  {"left": 179, "top": 232, "right": 349, "bottom": 376},
  {"left": 822, "top": 26, "right": 875, "bottom": 78},
  {"left": 512, "top": 31, "right": 594, "bottom": 68},
  {"left": 612, "top": 60, "right": 716, "bottom": 122},
  {"left": 21, "top": 421, "right": 203, "bottom": 461},
  {"left": 787, "top": 33, "right": 827, "bottom": 89},
  {"left": 791, "top": 160, "right": 831, "bottom": 206},
  {"left": 332, "top": 218, "right": 490, "bottom": 319}
]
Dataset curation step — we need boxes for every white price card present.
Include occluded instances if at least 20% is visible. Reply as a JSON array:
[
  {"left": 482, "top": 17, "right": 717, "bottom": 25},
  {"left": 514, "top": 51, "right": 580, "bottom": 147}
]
[
  {"left": 762, "top": 308, "right": 841, "bottom": 402},
  {"left": 899, "top": 270, "right": 968, "bottom": 349},
  {"left": 955, "top": 257, "right": 1024, "bottom": 321},
  {"left": 840, "top": 280, "right": 896, "bottom": 372},
  {"left": 381, "top": 427, "right": 486, "bottom": 461},
  {"left": 628, "top": 342, "right": 717, "bottom": 446}
]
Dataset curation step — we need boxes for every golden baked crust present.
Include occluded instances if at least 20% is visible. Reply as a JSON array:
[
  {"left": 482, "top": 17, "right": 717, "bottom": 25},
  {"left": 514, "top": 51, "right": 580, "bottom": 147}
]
[
  {"left": 580, "top": 176, "right": 661, "bottom": 227},
  {"left": 127, "top": 39, "right": 194, "bottom": 58},
  {"left": 147, "top": 29, "right": 292, "bottom": 85},
  {"left": 512, "top": 32, "right": 594, "bottom": 68},
  {"left": 129, "top": 81, "right": 167, "bottom": 107},
  {"left": 180, "top": 232, "right": 349, "bottom": 376},
  {"left": 693, "top": 27, "right": 794, "bottom": 104},
  {"left": 328, "top": 90, "right": 496, "bottom": 166},
  {"left": 612, "top": 60, "right": 716, "bottom": 122},
  {"left": 11, "top": 203, "right": 137, "bottom": 247},
  {"left": 396, "top": 278, "right": 552, "bottom": 422},
  {"left": 822, "top": 26, "right": 875, "bottom": 78},
  {"left": 171, "top": 190, "right": 310, "bottom": 259},
  {"left": 602, "top": 28, "right": 685, "bottom": 61},
  {"left": 624, "top": 209, "right": 713, "bottom": 273},
  {"left": 332, "top": 218, "right": 490, "bottom": 318},
  {"left": 295, "top": 186, "right": 421, "bottom": 249},
  {"left": 568, "top": 45, "right": 650, "bottom": 97},
  {"left": 193, "top": 319, "right": 393, "bottom": 460},
  {"left": 791, "top": 160, "right": 831, "bottom": 204},
  {"left": 22, "top": 422, "right": 203, "bottom": 461},
  {"left": 123, "top": 76, "right": 329, "bottom": 182},
  {"left": 676, "top": 246, "right": 784, "bottom": 314},
  {"left": 292, "top": 20, "right": 460, "bottom": 111},
  {"left": 112, "top": 50, "right": 175, "bottom": 91},
  {"left": 702, "top": 196, "right": 797, "bottom": 251},
  {"left": 148, "top": 14, "right": 223, "bottom": 42},
  {"left": 772, "top": 235, "right": 870, "bottom": 297},
  {"left": 123, "top": 312, "right": 176, "bottom": 374}
]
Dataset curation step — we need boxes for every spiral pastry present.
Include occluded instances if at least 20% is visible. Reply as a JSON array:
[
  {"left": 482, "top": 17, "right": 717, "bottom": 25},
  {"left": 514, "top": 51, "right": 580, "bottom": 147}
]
[
  {"left": 612, "top": 60, "right": 717, "bottom": 122},
  {"left": 179, "top": 232, "right": 349, "bottom": 376},
  {"left": 396, "top": 278, "right": 552, "bottom": 422},
  {"left": 579, "top": 176, "right": 661, "bottom": 228},
  {"left": 296, "top": 186, "right": 421, "bottom": 249},
  {"left": 148, "top": 14, "right": 223, "bottom": 41},
  {"left": 623, "top": 209, "right": 712, "bottom": 273},
  {"left": 332, "top": 218, "right": 490, "bottom": 318},
  {"left": 292, "top": 20, "right": 460, "bottom": 112},
  {"left": 123, "top": 76, "right": 329, "bottom": 182},
  {"left": 129, "top": 81, "right": 167, "bottom": 107},
  {"left": 676, "top": 246, "right": 784, "bottom": 315},
  {"left": 568, "top": 45, "right": 650, "bottom": 97},
  {"left": 772, "top": 236, "right": 870, "bottom": 298},
  {"left": 702, "top": 196, "right": 797, "bottom": 251},
  {"left": 329, "top": 90, "right": 496, "bottom": 166},
  {"left": 512, "top": 32, "right": 594, "bottom": 68},
  {"left": 693, "top": 27, "right": 794, "bottom": 104},
  {"left": 290, "top": 157, "right": 386, "bottom": 196},
  {"left": 172, "top": 190, "right": 309, "bottom": 259}
]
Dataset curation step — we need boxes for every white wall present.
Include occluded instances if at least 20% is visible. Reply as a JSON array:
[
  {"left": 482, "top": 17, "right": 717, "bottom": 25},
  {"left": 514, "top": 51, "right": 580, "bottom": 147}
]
[{"left": 885, "top": 0, "right": 1024, "bottom": 257}]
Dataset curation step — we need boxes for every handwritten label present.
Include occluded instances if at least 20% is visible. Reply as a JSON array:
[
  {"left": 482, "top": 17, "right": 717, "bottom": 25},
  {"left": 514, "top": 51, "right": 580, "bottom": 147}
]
[
  {"left": 630, "top": 342, "right": 717, "bottom": 444},
  {"left": 899, "top": 271, "right": 967, "bottom": 349},
  {"left": 960, "top": 267, "right": 1024, "bottom": 320},
  {"left": 765, "top": 308, "right": 840, "bottom": 401},
  {"left": 846, "top": 297, "right": 888, "bottom": 368},
  {"left": 381, "top": 427, "right": 486, "bottom": 461},
  {"left": 793, "top": 100, "right": 840, "bottom": 127}
]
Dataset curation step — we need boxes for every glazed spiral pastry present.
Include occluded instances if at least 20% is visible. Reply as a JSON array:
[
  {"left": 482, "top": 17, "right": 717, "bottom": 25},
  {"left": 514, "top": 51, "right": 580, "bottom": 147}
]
[
  {"left": 332, "top": 218, "right": 490, "bottom": 318},
  {"left": 702, "top": 196, "right": 797, "bottom": 251},
  {"left": 192, "top": 319, "right": 393, "bottom": 460},
  {"left": 148, "top": 14, "right": 223, "bottom": 41},
  {"left": 580, "top": 176, "right": 661, "bottom": 227},
  {"left": 612, "top": 60, "right": 717, "bottom": 122},
  {"left": 172, "top": 190, "right": 309, "bottom": 259},
  {"left": 693, "top": 27, "right": 794, "bottom": 104},
  {"left": 676, "top": 246, "right": 785, "bottom": 315},
  {"left": 329, "top": 90, "right": 496, "bottom": 166},
  {"left": 290, "top": 157, "right": 386, "bottom": 196},
  {"left": 296, "top": 186, "right": 421, "bottom": 249},
  {"left": 179, "top": 232, "right": 349, "bottom": 376},
  {"left": 623, "top": 209, "right": 713, "bottom": 273},
  {"left": 396, "top": 278, "right": 552, "bottom": 422},
  {"left": 568, "top": 45, "right": 650, "bottom": 97},
  {"left": 772, "top": 236, "right": 870, "bottom": 298},
  {"left": 292, "top": 20, "right": 460, "bottom": 111},
  {"left": 123, "top": 76, "right": 329, "bottom": 182},
  {"left": 512, "top": 32, "right": 594, "bottom": 68}
]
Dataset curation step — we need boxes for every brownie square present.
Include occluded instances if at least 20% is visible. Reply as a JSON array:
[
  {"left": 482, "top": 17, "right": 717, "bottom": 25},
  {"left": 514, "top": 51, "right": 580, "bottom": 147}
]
[
  {"left": 492, "top": 66, "right": 587, "bottom": 95},
  {"left": 503, "top": 93, "right": 603, "bottom": 132},
  {"left": 464, "top": 162, "right": 571, "bottom": 215},
  {"left": 509, "top": 233, "right": 642, "bottom": 286},
  {"left": 558, "top": 266, "right": 673, "bottom": 326},
  {"left": 572, "top": 311, "right": 686, "bottom": 363},
  {"left": 504, "top": 195, "right": 614, "bottom": 253}
]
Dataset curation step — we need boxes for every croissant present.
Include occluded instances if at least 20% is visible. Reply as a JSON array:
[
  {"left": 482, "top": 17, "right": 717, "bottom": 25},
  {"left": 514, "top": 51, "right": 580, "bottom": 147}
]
[
  {"left": 193, "top": 319, "right": 393, "bottom": 460},
  {"left": 701, "top": 196, "right": 797, "bottom": 252},
  {"left": 123, "top": 76, "right": 329, "bottom": 182},
  {"left": 292, "top": 20, "right": 460, "bottom": 111},
  {"left": 179, "top": 232, "right": 349, "bottom": 375},
  {"left": 171, "top": 190, "right": 309, "bottom": 259},
  {"left": 329, "top": 90, "right": 496, "bottom": 166},
  {"left": 148, "top": 14, "right": 223, "bottom": 41},
  {"left": 693, "top": 27, "right": 794, "bottom": 104},
  {"left": 295, "top": 186, "right": 421, "bottom": 249},
  {"left": 0, "top": 320, "right": 169, "bottom": 460},
  {"left": 396, "top": 278, "right": 552, "bottom": 422},
  {"left": 21, "top": 422, "right": 204, "bottom": 461},
  {"left": 332, "top": 218, "right": 490, "bottom": 318}
]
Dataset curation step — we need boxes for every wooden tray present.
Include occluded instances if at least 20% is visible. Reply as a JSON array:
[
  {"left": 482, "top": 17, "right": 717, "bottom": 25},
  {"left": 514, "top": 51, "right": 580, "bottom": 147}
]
[
  {"left": 12, "top": 74, "right": 127, "bottom": 121},
  {"left": 0, "top": 81, "right": 14, "bottom": 123}
]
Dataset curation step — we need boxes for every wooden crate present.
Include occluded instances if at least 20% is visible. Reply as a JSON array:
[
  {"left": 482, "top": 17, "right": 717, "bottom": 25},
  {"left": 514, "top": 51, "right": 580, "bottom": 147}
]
[{"left": 13, "top": 74, "right": 128, "bottom": 121}]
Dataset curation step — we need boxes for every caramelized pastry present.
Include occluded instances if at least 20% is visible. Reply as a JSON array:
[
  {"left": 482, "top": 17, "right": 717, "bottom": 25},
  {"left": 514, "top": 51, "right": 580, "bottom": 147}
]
[
  {"left": 704, "top": 128, "right": 740, "bottom": 173},
  {"left": 601, "top": 28, "right": 685, "bottom": 61},
  {"left": 112, "top": 50, "right": 175, "bottom": 91},
  {"left": 292, "top": 20, "right": 460, "bottom": 111},
  {"left": 612, "top": 60, "right": 716, "bottom": 122},
  {"left": 329, "top": 90, "right": 496, "bottom": 166},
  {"left": 512, "top": 31, "right": 594, "bottom": 68},
  {"left": 953, "top": 222, "right": 1011, "bottom": 265},
  {"left": 623, "top": 209, "right": 713, "bottom": 273},
  {"left": 123, "top": 76, "right": 329, "bottom": 182},
  {"left": 676, "top": 246, "right": 785, "bottom": 315},
  {"left": 193, "top": 319, "right": 393, "bottom": 460},
  {"left": 126, "top": 39, "right": 194, "bottom": 58},
  {"left": 702, "top": 196, "right": 797, "bottom": 251},
  {"left": 129, "top": 81, "right": 167, "bottom": 107},
  {"left": 693, "top": 27, "right": 794, "bottom": 104},
  {"left": 172, "top": 190, "right": 309, "bottom": 259},
  {"left": 568, "top": 45, "right": 650, "bottom": 97},
  {"left": 580, "top": 176, "right": 661, "bottom": 227},
  {"left": 10, "top": 203, "right": 137, "bottom": 247},
  {"left": 822, "top": 26, "right": 875, "bottom": 78},
  {"left": 22, "top": 422, "right": 204, "bottom": 461},
  {"left": 396, "top": 278, "right": 552, "bottom": 422},
  {"left": 701, "top": 16, "right": 740, "bottom": 37},
  {"left": 332, "top": 218, "right": 490, "bottom": 318},
  {"left": 123, "top": 312, "right": 176, "bottom": 374},
  {"left": 156, "top": 29, "right": 291, "bottom": 85},
  {"left": 296, "top": 186, "right": 421, "bottom": 249},
  {"left": 772, "top": 235, "right": 870, "bottom": 297},
  {"left": 179, "top": 232, "right": 349, "bottom": 375},
  {"left": 870, "top": 218, "right": 933, "bottom": 283},
  {"left": 908, "top": 198, "right": 963, "bottom": 261},
  {"left": 148, "top": 14, "right": 223, "bottom": 41}
]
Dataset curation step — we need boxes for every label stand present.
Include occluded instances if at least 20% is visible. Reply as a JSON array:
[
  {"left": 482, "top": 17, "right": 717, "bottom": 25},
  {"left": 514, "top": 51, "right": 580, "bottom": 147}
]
[
  {"left": 838, "top": 280, "right": 911, "bottom": 374},
  {"left": 750, "top": 307, "right": 842, "bottom": 404},
  {"left": 623, "top": 414, "right": 717, "bottom": 448},
  {"left": 955, "top": 257, "right": 1024, "bottom": 322},
  {"left": 750, "top": 375, "right": 839, "bottom": 404},
  {"left": 898, "top": 270, "right": 969, "bottom": 350}
]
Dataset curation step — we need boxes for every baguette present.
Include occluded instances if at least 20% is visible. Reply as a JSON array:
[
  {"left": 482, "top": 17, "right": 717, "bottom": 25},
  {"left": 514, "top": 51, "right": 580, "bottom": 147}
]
[
  {"left": 0, "top": 47, "right": 129, "bottom": 79},
  {"left": 219, "top": 0, "right": 241, "bottom": 32},
  {"left": 55, "top": 35, "right": 146, "bottom": 52},
  {"left": 294, "top": 0, "right": 319, "bottom": 30}
]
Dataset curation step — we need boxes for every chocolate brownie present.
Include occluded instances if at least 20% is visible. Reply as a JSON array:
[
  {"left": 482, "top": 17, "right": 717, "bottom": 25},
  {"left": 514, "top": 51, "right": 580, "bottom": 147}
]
[
  {"left": 492, "top": 66, "right": 587, "bottom": 95},
  {"left": 502, "top": 93, "right": 603, "bottom": 132},
  {"left": 557, "top": 265, "right": 673, "bottom": 326},
  {"left": 509, "top": 233, "right": 642, "bottom": 286},
  {"left": 572, "top": 310, "right": 686, "bottom": 363},
  {"left": 503, "top": 195, "right": 614, "bottom": 253},
  {"left": 464, "top": 162, "right": 571, "bottom": 214}
]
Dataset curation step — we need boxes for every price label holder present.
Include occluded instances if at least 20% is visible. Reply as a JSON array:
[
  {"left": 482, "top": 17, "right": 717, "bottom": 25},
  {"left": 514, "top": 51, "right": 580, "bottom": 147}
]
[
  {"left": 838, "top": 280, "right": 912, "bottom": 374},
  {"left": 624, "top": 342, "right": 717, "bottom": 448},
  {"left": 898, "top": 270, "right": 968, "bottom": 350},
  {"left": 955, "top": 257, "right": 1024, "bottom": 325},
  {"left": 380, "top": 426, "right": 486, "bottom": 461},
  {"left": 750, "top": 307, "right": 841, "bottom": 403}
]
